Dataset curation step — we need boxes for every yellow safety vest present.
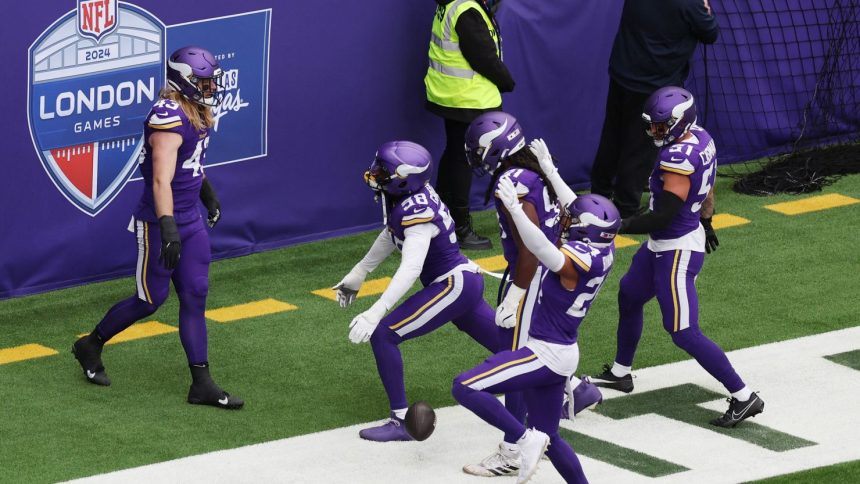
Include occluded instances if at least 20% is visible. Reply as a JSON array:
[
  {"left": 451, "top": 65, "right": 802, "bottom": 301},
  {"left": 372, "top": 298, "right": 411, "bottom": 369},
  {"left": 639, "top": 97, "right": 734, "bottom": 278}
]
[{"left": 425, "top": 0, "right": 502, "bottom": 109}]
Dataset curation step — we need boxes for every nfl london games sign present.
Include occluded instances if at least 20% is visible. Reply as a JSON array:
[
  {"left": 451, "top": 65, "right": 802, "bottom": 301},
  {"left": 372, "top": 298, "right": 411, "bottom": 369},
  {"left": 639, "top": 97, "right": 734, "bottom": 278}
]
[
  {"left": 28, "top": 1, "right": 166, "bottom": 216},
  {"left": 28, "top": 2, "right": 271, "bottom": 217}
]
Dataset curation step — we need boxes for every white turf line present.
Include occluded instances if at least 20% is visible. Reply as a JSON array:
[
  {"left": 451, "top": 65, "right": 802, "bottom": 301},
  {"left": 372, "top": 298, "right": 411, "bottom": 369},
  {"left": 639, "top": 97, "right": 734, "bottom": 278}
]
[{"left": 66, "top": 326, "right": 860, "bottom": 484}]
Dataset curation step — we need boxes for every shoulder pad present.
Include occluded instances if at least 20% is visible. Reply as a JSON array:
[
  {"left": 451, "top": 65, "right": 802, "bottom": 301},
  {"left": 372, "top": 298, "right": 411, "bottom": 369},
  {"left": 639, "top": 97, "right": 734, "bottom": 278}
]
[{"left": 560, "top": 241, "right": 594, "bottom": 272}]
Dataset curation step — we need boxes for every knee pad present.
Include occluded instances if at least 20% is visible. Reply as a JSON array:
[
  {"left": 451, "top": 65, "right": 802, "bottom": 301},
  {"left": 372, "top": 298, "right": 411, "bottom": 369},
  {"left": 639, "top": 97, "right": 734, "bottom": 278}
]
[
  {"left": 142, "top": 289, "right": 167, "bottom": 310},
  {"left": 370, "top": 325, "right": 400, "bottom": 347},
  {"left": 451, "top": 377, "right": 473, "bottom": 403},
  {"left": 187, "top": 275, "right": 209, "bottom": 298},
  {"left": 131, "top": 297, "right": 160, "bottom": 318},
  {"left": 618, "top": 274, "right": 640, "bottom": 303},
  {"left": 671, "top": 327, "right": 703, "bottom": 352}
]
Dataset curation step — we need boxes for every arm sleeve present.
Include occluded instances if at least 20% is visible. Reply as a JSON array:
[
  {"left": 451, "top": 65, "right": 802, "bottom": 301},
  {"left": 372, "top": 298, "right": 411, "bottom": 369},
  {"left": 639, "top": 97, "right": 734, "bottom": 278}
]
[
  {"left": 350, "top": 229, "right": 396, "bottom": 278},
  {"left": 508, "top": 206, "right": 566, "bottom": 273},
  {"left": 376, "top": 223, "right": 433, "bottom": 310},
  {"left": 684, "top": 0, "right": 719, "bottom": 44},
  {"left": 455, "top": 9, "right": 515, "bottom": 92},
  {"left": 545, "top": 170, "right": 577, "bottom": 207},
  {"left": 620, "top": 191, "right": 685, "bottom": 234}
]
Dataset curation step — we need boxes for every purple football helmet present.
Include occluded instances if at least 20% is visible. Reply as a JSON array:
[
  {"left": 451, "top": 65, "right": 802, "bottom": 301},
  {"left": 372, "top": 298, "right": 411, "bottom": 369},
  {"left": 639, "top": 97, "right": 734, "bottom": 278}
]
[
  {"left": 642, "top": 86, "right": 697, "bottom": 147},
  {"left": 365, "top": 141, "right": 432, "bottom": 196},
  {"left": 561, "top": 194, "right": 621, "bottom": 245},
  {"left": 465, "top": 111, "right": 526, "bottom": 176},
  {"left": 167, "top": 46, "right": 224, "bottom": 107}
]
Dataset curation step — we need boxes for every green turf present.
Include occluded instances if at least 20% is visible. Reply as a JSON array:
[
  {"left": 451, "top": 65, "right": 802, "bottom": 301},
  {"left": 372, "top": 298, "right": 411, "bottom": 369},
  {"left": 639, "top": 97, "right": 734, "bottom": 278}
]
[
  {"left": 747, "top": 459, "right": 860, "bottom": 483},
  {"left": 0, "top": 172, "right": 858, "bottom": 483}
]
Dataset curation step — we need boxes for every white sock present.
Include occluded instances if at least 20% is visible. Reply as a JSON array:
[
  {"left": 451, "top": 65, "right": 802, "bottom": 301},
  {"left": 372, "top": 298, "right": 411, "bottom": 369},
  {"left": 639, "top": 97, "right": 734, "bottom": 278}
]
[
  {"left": 393, "top": 408, "right": 407, "bottom": 420},
  {"left": 731, "top": 386, "right": 753, "bottom": 402},
  {"left": 501, "top": 442, "right": 519, "bottom": 455},
  {"left": 611, "top": 362, "right": 632, "bottom": 378}
]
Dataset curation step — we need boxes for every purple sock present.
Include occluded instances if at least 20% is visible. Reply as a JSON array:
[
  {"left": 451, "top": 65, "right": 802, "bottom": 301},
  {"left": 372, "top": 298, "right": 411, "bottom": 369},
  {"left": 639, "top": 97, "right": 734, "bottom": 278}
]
[
  {"left": 546, "top": 434, "right": 588, "bottom": 483},
  {"left": 615, "top": 293, "right": 645, "bottom": 367},
  {"left": 672, "top": 329, "right": 745, "bottom": 393},
  {"left": 95, "top": 296, "right": 158, "bottom": 341},
  {"left": 177, "top": 293, "right": 209, "bottom": 365},
  {"left": 370, "top": 328, "right": 408, "bottom": 410},
  {"left": 452, "top": 381, "right": 524, "bottom": 440}
]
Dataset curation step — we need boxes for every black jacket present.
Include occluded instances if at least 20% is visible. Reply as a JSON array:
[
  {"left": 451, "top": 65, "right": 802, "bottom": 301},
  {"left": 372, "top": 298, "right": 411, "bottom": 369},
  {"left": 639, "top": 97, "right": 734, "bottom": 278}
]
[
  {"left": 609, "top": 0, "right": 719, "bottom": 93},
  {"left": 426, "top": 0, "right": 515, "bottom": 123}
]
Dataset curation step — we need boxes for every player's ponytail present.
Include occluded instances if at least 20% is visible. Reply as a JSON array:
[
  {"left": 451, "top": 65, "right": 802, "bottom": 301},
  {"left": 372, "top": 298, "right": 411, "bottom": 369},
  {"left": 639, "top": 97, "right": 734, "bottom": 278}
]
[{"left": 159, "top": 88, "right": 214, "bottom": 131}]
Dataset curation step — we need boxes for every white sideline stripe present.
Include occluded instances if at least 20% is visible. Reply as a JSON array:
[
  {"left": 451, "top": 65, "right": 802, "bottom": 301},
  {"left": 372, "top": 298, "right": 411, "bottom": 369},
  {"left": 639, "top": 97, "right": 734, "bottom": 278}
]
[{"left": 64, "top": 326, "right": 860, "bottom": 484}]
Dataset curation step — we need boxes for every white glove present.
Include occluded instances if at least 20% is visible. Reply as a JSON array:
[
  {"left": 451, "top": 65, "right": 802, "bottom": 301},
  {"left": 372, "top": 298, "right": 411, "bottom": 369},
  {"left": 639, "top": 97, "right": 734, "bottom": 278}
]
[
  {"left": 496, "top": 284, "right": 526, "bottom": 328},
  {"left": 347, "top": 301, "right": 387, "bottom": 344},
  {"left": 530, "top": 138, "right": 576, "bottom": 206},
  {"left": 333, "top": 271, "right": 364, "bottom": 308},
  {"left": 496, "top": 176, "right": 522, "bottom": 214},
  {"left": 529, "top": 138, "right": 557, "bottom": 177}
]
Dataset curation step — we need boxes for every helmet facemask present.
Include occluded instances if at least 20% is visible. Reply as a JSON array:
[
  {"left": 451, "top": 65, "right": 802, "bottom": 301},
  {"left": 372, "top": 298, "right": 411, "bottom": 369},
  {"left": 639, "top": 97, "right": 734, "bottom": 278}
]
[{"left": 364, "top": 161, "right": 392, "bottom": 194}]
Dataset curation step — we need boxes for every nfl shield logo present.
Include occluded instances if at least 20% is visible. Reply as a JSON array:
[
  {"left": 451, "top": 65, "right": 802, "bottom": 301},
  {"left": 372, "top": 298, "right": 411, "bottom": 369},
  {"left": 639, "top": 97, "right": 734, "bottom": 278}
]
[
  {"left": 28, "top": 3, "right": 165, "bottom": 216},
  {"left": 77, "top": 0, "right": 118, "bottom": 43}
]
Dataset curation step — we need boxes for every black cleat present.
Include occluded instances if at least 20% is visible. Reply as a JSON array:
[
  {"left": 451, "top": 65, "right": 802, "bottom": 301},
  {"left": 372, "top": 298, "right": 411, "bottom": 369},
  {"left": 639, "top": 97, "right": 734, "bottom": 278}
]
[
  {"left": 710, "top": 393, "right": 764, "bottom": 428},
  {"left": 188, "top": 381, "right": 244, "bottom": 410},
  {"left": 456, "top": 225, "right": 492, "bottom": 250},
  {"left": 72, "top": 335, "right": 111, "bottom": 386},
  {"left": 588, "top": 364, "right": 634, "bottom": 393}
]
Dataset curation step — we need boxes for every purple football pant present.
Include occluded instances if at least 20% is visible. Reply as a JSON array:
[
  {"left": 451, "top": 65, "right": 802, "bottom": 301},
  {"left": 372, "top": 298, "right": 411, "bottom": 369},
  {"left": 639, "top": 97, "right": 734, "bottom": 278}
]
[
  {"left": 498, "top": 267, "right": 544, "bottom": 443},
  {"left": 615, "top": 244, "right": 745, "bottom": 393},
  {"left": 370, "top": 269, "right": 498, "bottom": 411},
  {"left": 453, "top": 347, "right": 588, "bottom": 483},
  {"left": 96, "top": 217, "right": 211, "bottom": 365}
]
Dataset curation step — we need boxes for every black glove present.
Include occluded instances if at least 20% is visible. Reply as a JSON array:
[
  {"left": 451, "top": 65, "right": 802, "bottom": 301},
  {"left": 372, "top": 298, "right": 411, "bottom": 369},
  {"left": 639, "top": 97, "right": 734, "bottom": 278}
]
[
  {"left": 200, "top": 177, "right": 221, "bottom": 228},
  {"left": 159, "top": 215, "right": 181, "bottom": 269},
  {"left": 702, "top": 216, "right": 719, "bottom": 254}
]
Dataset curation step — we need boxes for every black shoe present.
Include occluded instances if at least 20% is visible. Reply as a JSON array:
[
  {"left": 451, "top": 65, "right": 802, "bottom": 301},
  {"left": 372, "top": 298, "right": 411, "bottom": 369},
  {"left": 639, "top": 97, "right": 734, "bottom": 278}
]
[
  {"left": 72, "top": 334, "right": 111, "bottom": 386},
  {"left": 455, "top": 225, "right": 492, "bottom": 250},
  {"left": 188, "top": 381, "right": 244, "bottom": 410},
  {"left": 710, "top": 393, "right": 764, "bottom": 428},
  {"left": 588, "top": 364, "right": 634, "bottom": 393}
]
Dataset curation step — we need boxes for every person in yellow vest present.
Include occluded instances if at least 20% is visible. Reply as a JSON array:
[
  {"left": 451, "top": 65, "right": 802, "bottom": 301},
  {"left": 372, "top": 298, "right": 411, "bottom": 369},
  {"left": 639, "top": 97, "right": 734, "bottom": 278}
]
[{"left": 425, "top": 0, "right": 515, "bottom": 250}]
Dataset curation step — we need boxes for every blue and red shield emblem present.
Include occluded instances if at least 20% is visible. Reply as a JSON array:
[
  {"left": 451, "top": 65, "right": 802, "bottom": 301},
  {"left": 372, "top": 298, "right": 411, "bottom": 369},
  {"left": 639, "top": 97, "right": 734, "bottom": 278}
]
[
  {"left": 77, "top": 0, "right": 118, "bottom": 43},
  {"left": 28, "top": 3, "right": 165, "bottom": 216}
]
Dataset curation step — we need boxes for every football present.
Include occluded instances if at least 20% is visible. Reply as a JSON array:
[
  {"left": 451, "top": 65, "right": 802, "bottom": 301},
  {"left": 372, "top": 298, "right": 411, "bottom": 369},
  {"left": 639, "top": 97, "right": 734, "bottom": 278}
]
[{"left": 404, "top": 401, "right": 436, "bottom": 441}]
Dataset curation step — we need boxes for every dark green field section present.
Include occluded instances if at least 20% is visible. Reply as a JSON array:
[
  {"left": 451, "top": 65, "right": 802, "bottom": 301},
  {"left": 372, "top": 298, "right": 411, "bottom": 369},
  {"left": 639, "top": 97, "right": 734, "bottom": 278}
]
[{"left": 0, "top": 172, "right": 858, "bottom": 483}]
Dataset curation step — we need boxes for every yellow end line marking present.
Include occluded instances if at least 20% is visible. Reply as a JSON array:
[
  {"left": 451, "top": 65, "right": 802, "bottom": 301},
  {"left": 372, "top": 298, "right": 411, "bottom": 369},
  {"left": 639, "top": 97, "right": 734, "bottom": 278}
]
[
  {"left": 615, "top": 235, "right": 639, "bottom": 248},
  {"left": 712, "top": 213, "right": 750, "bottom": 229},
  {"left": 764, "top": 193, "right": 859, "bottom": 215},
  {"left": 77, "top": 321, "right": 177, "bottom": 345},
  {"left": 474, "top": 255, "right": 507, "bottom": 272},
  {"left": 0, "top": 344, "right": 58, "bottom": 365},
  {"left": 312, "top": 277, "right": 392, "bottom": 302},
  {"left": 206, "top": 298, "right": 298, "bottom": 323}
]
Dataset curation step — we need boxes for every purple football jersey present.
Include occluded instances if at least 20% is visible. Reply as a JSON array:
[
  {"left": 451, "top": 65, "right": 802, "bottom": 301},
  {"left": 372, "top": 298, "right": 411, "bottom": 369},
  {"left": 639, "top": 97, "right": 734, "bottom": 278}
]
[
  {"left": 134, "top": 98, "right": 210, "bottom": 223},
  {"left": 529, "top": 241, "right": 615, "bottom": 345},
  {"left": 494, "top": 168, "right": 561, "bottom": 272},
  {"left": 387, "top": 185, "right": 468, "bottom": 286},
  {"left": 649, "top": 125, "right": 717, "bottom": 240}
]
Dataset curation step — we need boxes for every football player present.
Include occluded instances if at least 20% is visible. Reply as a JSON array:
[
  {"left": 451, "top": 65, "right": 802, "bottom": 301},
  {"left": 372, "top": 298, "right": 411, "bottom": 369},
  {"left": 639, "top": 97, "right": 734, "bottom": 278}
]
[
  {"left": 72, "top": 46, "right": 242, "bottom": 409},
  {"left": 335, "top": 141, "right": 499, "bottom": 441},
  {"left": 461, "top": 112, "right": 602, "bottom": 477},
  {"left": 589, "top": 86, "right": 764, "bottom": 427},
  {"left": 454, "top": 178, "right": 620, "bottom": 484}
]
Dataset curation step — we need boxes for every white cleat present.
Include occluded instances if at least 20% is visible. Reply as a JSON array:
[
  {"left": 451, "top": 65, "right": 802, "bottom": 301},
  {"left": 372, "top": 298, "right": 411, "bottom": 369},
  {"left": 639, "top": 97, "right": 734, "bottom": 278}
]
[
  {"left": 463, "top": 443, "right": 520, "bottom": 477},
  {"left": 516, "top": 428, "right": 550, "bottom": 484}
]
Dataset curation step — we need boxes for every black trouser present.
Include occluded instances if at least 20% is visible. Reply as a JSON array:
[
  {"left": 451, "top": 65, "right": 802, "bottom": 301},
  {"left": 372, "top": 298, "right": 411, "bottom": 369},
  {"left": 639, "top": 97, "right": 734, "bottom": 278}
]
[
  {"left": 435, "top": 118, "right": 473, "bottom": 227},
  {"left": 590, "top": 78, "right": 660, "bottom": 218}
]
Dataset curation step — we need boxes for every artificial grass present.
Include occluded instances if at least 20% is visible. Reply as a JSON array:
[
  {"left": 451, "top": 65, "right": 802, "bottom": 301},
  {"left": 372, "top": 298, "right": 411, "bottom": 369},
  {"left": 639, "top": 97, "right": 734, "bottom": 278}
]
[
  {"left": 747, "top": 459, "right": 860, "bottom": 483},
  {"left": 0, "top": 171, "right": 858, "bottom": 483}
]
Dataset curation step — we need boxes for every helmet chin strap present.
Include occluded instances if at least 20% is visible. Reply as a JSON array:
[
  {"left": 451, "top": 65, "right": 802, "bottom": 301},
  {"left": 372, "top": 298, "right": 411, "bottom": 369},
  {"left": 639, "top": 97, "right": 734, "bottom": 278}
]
[{"left": 380, "top": 192, "right": 389, "bottom": 226}]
